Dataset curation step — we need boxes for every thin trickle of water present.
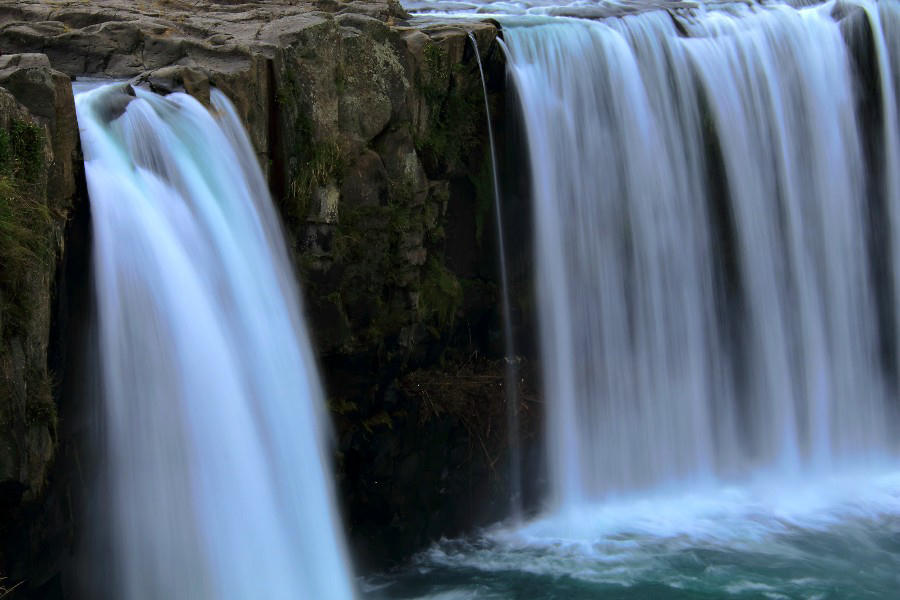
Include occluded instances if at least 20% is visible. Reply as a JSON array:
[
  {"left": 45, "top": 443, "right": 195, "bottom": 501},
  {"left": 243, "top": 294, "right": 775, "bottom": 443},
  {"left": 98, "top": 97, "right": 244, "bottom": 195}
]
[
  {"left": 468, "top": 30, "right": 524, "bottom": 522},
  {"left": 75, "top": 84, "right": 355, "bottom": 599}
]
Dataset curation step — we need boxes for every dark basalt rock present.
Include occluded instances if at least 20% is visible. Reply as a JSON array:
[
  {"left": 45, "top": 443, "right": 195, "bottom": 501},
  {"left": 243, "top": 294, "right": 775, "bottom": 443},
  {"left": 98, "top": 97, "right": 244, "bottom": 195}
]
[
  {"left": 92, "top": 84, "right": 136, "bottom": 123},
  {"left": 0, "top": 0, "right": 538, "bottom": 594},
  {"left": 0, "top": 53, "right": 82, "bottom": 598}
]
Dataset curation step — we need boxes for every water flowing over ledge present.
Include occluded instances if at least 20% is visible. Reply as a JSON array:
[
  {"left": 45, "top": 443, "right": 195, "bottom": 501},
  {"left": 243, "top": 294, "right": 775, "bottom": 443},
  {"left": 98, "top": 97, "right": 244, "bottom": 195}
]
[
  {"left": 75, "top": 83, "right": 354, "bottom": 599},
  {"left": 405, "top": 0, "right": 829, "bottom": 18},
  {"left": 503, "top": 0, "right": 900, "bottom": 508},
  {"left": 372, "top": 0, "right": 900, "bottom": 595}
]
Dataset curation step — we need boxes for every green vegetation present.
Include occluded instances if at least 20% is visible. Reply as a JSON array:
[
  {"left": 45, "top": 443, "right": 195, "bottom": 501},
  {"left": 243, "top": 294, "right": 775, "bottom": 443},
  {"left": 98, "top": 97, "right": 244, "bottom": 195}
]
[
  {"left": 25, "top": 366, "right": 56, "bottom": 431},
  {"left": 304, "top": 190, "right": 462, "bottom": 356},
  {"left": 471, "top": 158, "right": 494, "bottom": 245},
  {"left": 278, "top": 72, "right": 348, "bottom": 225},
  {"left": 362, "top": 410, "right": 393, "bottom": 433},
  {"left": 0, "top": 119, "right": 52, "bottom": 338},
  {"left": 416, "top": 43, "right": 481, "bottom": 172},
  {"left": 283, "top": 43, "right": 483, "bottom": 368},
  {"left": 328, "top": 397, "right": 359, "bottom": 416},
  {"left": 0, "top": 115, "right": 57, "bottom": 471},
  {"left": 422, "top": 44, "right": 451, "bottom": 100},
  {"left": 289, "top": 136, "right": 346, "bottom": 212},
  {"left": 0, "top": 120, "right": 45, "bottom": 181},
  {"left": 330, "top": 202, "right": 419, "bottom": 348},
  {"left": 419, "top": 256, "right": 462, "bottom": 333}
]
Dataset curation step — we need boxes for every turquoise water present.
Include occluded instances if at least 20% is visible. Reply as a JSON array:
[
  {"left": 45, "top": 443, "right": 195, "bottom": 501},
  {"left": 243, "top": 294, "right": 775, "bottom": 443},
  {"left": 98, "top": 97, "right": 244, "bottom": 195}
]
[{"left": 366, "top": 472, "right": 900, "bottom": 599}]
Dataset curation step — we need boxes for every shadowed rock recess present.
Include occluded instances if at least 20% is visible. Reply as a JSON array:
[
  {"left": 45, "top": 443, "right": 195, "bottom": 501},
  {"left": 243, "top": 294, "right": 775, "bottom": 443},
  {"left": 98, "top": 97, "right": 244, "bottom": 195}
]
[{"left": 0, "top": 0, "right": 540, "bottom": 595}]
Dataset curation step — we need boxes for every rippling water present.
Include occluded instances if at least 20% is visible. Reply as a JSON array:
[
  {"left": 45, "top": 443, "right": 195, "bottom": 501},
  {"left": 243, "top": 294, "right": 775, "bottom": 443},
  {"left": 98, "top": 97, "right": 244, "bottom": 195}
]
[{"left": 366, "top": 471, "right": 900, "bottom": 599}]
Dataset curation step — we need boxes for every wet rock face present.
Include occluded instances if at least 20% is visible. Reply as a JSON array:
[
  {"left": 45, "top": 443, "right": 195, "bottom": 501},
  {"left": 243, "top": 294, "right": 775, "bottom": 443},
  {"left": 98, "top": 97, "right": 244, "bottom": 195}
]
[
  {"left": 256, "top": 15, "right": 522, "bottom": 571},
  {"left": 0, "top": 0, "right": 525, "bottom": 584},
  {"left": 0, "top": 4, "right": 505, "bottom": 367},
  {"left": 335, "top": 356, "right": 543, "bottom": 570},
  {"left": 0, "top": 53, "right": 81, "bottom": 591}
]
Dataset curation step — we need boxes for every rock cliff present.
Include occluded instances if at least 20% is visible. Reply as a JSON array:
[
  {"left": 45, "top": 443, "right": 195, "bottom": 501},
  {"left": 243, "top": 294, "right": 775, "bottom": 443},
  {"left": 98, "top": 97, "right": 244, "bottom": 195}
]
[
  {"left": 0, "top": 0, "right": 537, "bottom": 594},
  {"left": 0, "top": 51, "right": 81, "bottom": 595}
]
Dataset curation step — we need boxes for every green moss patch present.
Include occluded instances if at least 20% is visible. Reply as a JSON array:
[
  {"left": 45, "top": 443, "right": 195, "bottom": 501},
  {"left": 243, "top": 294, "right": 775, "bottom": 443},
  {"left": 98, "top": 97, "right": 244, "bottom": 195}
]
[
  {"left": 278, "top": 73, "right": 348, "bottom": 228},
  {"left": 0, "top": 115, "right": 57, "bottom": 462},
  {"left": 307, "top": 191, "right": 462, "bottom": 357},
  {"left": 0, "top": 119, "right": 44, "bottom": 183},
  {"left": 416, "top": 43, "right": 482, "bottom": 174},
  {"left": 419, "top": 256, "right": 462, "bottom": 333},
  {"left": 0, "top": 119, "right": 51, "bottom": 338}
]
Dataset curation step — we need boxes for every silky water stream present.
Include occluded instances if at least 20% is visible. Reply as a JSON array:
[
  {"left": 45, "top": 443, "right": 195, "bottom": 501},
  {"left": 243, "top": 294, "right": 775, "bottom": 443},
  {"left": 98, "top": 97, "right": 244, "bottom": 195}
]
[{"left": 369, "top": 1, "right": 900, "bottom": 598}]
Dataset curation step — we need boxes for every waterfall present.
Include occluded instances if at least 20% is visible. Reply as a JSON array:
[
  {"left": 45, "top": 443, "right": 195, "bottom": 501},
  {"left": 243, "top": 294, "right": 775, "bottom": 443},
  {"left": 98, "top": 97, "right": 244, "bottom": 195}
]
[
  {"left": 468, "top": 31, "right": 524, "bottom": 521},
  {"left": 361, "top": 2, "right": 900, "bottom": 596},
  {"left": 501, "top": 0, "right": 900, "bottom": 509},
  {"left": 75, "top": 84, "right": 355, "bottom": 599}
]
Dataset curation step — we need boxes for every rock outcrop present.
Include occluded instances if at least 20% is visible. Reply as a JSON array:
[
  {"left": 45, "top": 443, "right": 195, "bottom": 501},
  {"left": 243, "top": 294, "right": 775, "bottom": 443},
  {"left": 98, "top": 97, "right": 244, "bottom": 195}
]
[
  {"left": 0, "top": 0, "right": 536, "bottom": 593},
  {"left": 1, "top": 0, "right": 507, "bottom": 381},
  {"left": 0, "top": 52, "right": 81, "bottom": 594}
]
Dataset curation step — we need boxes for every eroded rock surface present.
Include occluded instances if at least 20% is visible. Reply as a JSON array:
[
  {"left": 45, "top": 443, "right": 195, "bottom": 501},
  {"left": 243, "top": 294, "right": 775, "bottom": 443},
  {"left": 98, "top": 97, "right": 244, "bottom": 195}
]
[
  {"left": 0, "top": 52, "right": 81, "bottom": 595},
  {"left": 0, "top": 0, "right": 533, "bottom": 591}
]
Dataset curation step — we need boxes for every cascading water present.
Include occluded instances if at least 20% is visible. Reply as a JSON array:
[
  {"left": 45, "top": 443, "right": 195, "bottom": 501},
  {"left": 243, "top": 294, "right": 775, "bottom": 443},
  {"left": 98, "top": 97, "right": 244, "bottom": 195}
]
[
  {"left": 75, "top": 84, "right": 355, "bottom": 599},
  {"left": 468, "top": 31, "right": 524, "bottom": 521},
  {"left": 369, "top": 1, "right": 900, "bottom": 597},
  {"left": 505, "top": 0, "right": 899, "bottom": 507}
]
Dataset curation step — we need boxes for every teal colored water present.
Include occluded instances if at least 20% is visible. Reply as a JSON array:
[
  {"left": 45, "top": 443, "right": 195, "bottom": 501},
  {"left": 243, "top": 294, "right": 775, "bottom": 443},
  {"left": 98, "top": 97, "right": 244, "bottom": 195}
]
[{"left": 366, "top": 472, "right": 900, "bottom": 599}]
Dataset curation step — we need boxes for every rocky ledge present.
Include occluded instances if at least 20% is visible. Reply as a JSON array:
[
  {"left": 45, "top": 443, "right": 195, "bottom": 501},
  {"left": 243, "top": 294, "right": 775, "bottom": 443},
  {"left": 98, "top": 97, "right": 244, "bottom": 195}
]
[{"left": 0, "top": 1, "right": 539, "bottom": 596}]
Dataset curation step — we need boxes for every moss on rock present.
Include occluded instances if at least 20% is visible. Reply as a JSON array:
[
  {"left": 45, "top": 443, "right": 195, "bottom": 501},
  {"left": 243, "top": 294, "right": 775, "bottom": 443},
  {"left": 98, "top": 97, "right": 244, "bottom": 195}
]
[
  {"left": 419, "top": 256, "right": 462, "bottom": 332},
  {"left": 416, "top": 42, "right": 482, "bottom": 176},
  {"left": 0, "top": 119, "right": 53, "bottom": 340}
]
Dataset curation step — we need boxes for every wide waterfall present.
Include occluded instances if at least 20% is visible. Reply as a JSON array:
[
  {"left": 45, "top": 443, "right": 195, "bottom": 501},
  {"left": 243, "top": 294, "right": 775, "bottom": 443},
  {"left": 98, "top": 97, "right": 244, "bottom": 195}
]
[
  {"left": 370, "top": 1, "right": 900, "bottom": 597},
  {"left": 75, "top": 84, "right": 354, "bottom": 599},
  {"left": 504, "top": 0, "right": 900, "bottom": 507}
]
